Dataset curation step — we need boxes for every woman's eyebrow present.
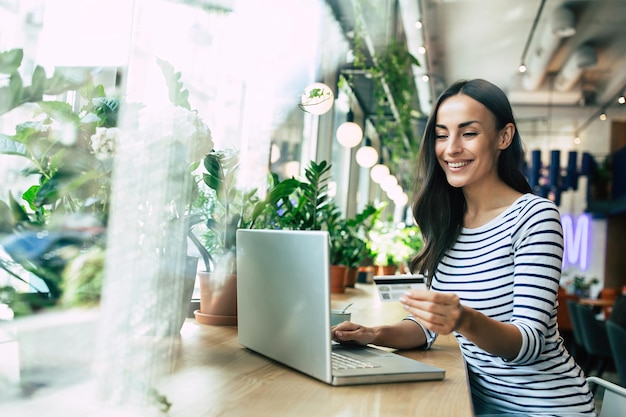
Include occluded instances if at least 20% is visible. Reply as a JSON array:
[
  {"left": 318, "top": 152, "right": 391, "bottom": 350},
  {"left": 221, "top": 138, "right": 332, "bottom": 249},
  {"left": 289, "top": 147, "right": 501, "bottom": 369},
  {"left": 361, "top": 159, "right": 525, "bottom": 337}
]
[
  {"left": 458, "top": 120, "right": 480, "bottom": 128},
  {"left": 435, "top": 120, "right": 480, "bottom": 129}
]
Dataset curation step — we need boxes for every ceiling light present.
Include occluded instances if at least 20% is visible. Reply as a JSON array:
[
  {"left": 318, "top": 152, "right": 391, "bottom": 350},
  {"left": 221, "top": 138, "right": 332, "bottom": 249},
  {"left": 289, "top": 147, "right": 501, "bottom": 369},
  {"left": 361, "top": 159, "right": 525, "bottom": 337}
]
[
  {"left": 393, "top": 192, "right": 409, "bottom": 207},
  {"left": 370, "top": 164, "right": 390, "bottom": 183},
  {"left": 336, "top": 110, "right": 363, "bottom": 148},
  {"left": 574, "top": 137, "right": 581, "bottom": 145},
  {"left": 518, "top": 64, "right": 527, "bottom": 73},
  {"left": 356, "top": 144, "right": 378, "bottom": 168},
  {"left": 417, "top": 46, "right": 426, "bottom": 55},
  {"left": 299, "top": 82, "right": 334, "bottom": 115},
  {"left": 336, "top": 121, "right": 363, "bottom": 148},
  {"left": 414, "top": 20, "right": 422, "bottom": 29},
  {"left": 618, "top": 96, "right": 625, "bottom": 105},
  {"left": 387, "top": 184, "right": 404, "bottom": 201},
  {"left": 380, "top": 175, "right": 398, "bottom": 191},
  {"left": 599, "top": 113, "right": 607, "bottom": 121},
  {"left": 421, "top": 74, "right": 430, "bottom": 82}
]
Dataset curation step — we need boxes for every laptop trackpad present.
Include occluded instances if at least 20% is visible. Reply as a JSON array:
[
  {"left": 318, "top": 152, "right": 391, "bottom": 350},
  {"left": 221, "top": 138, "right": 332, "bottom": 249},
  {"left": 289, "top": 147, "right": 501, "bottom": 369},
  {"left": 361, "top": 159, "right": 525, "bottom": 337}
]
[{"left": 334, "top": 344, "right": 393, "bottom": 358}]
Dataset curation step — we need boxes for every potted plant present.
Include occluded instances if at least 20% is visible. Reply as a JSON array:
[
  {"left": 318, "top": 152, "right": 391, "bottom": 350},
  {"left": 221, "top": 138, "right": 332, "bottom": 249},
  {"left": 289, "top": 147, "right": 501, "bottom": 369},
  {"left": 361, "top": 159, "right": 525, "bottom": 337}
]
[
  {"left": 562, "top": 274, "right": 600, "bottom": 299},
  {"left": 320, "top": 202, "right": 377, "bottom": 290},
  {"left": 366, "top": 212, "right": 423, "bottom": 276},
  {"left": 250, "top": 159, "right": 353, "bottom": 292},
  {"left": 0, "top": 53, "right": 209, "bottom": 333},
  {"left": 190, "top": 148, "right": 300, "bottom": 325},
  {"left": 262, "top": 159, "right": 332, "bottom": 231},
  {"left": 0, "top": 48, "right": 118, "bottom": 313},
  {"left": 190, "top": 148, "right": 256, "bottom": 326},
  {"left": 340, "top": 204, "right": 378, "bottom": 286},
  {"left": 318, "top": 201, "right": 349, "bottom": 293}
]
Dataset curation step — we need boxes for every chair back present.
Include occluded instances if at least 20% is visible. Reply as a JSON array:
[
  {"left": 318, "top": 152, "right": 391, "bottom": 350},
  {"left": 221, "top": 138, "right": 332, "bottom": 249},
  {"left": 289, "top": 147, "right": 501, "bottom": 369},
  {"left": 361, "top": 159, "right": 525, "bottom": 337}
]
[
  {"left": 600, "top": 288, "right": 621, "bottom": 319},
  {"left": 567, "top": 300, "right": 586, "bottom": 348},
  {"left": 606, "top": 319, "right": 626, "bottom": 387},
  {"left": 610, "top": 294, "right": 626, "bottom": 329},
  {"left": 587, "top": 376, "right": 626, "bottom": 417},
  {"left": 576, "top": 303, "right": 611, "bottom": 357}
]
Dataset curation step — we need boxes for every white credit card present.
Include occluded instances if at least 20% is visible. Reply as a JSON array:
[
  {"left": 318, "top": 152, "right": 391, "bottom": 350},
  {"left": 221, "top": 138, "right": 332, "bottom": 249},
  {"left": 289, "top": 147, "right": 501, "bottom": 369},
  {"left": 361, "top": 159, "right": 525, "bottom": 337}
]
[{"left": 373, "top": 274, "right": 427, "bottom": 302}]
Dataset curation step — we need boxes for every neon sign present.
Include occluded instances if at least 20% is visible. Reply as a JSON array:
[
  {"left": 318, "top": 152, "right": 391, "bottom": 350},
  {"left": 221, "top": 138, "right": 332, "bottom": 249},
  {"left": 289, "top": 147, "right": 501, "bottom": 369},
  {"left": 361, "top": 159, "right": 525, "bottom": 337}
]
[{"left": 561, "top": 214, "right": 590, "bottom": 270}]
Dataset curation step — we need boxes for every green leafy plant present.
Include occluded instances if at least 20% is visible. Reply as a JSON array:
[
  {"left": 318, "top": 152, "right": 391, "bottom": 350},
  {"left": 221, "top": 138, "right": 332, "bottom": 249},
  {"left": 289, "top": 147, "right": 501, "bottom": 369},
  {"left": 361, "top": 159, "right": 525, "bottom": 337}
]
[
  {"left": 189, "top": 149, "right": 303, "bottom": 273},
  {"left": 191, "top": 149, "right": 259, "bottom": 272},
  {"left": 0, "top": 48, "right": 117, "bottom": 314},
  {"left": 561, "top": 274, "right": 600, "bottom": 297},
  {"left": 264, "top": 160, "right": 332, "bottom": 231},
  {"left": 366, "top": 208, "right": 424, "bottom": 268},
  {"left": 320, "top": 201, "right": 377, "bottom": 267},
  {"left": 340, "top": 1, "right": 423, "bottom": 191},
  {"left": 0, "top": 87, "right": 120, "bottom": 229},
  {"left": 0, "top": 48, "right": 92, "bottom": 115}
]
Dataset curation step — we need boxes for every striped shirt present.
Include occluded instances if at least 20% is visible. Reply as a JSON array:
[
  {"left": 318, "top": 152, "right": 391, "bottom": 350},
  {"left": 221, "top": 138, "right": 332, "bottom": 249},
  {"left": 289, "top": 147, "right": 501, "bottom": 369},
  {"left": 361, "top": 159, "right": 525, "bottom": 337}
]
[{"left": 421, "top": 194, "right": 596, "bottom": 416}]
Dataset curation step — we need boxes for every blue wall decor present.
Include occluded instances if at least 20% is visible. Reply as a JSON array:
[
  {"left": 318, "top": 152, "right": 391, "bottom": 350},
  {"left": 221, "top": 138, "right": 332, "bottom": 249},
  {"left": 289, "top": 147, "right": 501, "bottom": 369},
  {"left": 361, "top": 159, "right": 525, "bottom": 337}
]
[{"left": 526, "top": 150, "right": 593, "bottom": 206}]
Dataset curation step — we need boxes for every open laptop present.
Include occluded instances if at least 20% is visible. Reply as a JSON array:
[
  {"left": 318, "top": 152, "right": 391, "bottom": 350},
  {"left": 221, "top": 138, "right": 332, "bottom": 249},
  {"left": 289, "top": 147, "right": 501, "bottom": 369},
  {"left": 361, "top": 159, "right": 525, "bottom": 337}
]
[{"left": 236, "top": 229, "right": 445, "bottom": 386}]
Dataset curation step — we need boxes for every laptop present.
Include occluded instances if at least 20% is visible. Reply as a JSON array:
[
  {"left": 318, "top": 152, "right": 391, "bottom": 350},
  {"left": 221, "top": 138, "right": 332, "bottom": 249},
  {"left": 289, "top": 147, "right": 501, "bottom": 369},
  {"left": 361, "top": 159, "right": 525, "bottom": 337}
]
[{"left": 236, "top": 229, "right": 445, "bottom": 386}]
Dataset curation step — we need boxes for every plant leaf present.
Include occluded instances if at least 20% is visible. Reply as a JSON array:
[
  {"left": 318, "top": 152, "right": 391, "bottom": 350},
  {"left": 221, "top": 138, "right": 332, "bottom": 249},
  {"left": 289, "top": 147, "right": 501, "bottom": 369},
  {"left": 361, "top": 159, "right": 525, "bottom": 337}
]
[
  {"left": 0, "top": 133, "right": 28, "bottom": 156},
  {"left": 9, "top": 192, "right": 30, "bottom": 223},
  {"left": 37, "top": 101, "right": 80, "bottom": 124},
  {"left": 156, "top": 57, "right": 191, "bottom": 110},
  {"left": 0, "top": 49, "right": 23, "bottom": 74},
  {"left": 24, "top": 65, "right": 47, "bottom": 102},
  {"left": 22, "top": 185, "right": 40, "bottom": 211}
]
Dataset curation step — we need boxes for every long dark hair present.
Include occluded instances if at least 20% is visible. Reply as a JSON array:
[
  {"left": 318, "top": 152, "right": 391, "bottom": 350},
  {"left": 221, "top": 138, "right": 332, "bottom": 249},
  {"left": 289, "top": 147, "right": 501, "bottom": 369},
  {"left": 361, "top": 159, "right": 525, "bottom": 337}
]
[{"left": 409, "top": 79, "right": 532, "bottom": 281}]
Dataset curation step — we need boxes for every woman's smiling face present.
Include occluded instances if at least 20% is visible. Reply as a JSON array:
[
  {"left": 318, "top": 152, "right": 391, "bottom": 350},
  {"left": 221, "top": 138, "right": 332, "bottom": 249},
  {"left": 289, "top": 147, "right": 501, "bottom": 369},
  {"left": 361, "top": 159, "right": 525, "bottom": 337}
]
[{"left": 434, "top": 94, "right": 512, "bottom": 190}]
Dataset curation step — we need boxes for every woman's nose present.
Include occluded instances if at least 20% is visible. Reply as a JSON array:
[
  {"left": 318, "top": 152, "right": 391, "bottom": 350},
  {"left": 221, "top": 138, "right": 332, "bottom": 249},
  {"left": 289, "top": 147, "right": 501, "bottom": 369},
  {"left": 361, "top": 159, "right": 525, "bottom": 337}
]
[{"left": 445, "top": 134, "right": 462, "bottom": 154}]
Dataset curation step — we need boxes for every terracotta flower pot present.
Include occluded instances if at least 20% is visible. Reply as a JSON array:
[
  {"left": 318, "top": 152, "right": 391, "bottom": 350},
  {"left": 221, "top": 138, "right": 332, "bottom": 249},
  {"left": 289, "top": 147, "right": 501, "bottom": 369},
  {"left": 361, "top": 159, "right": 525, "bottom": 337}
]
[
  {"left": 345, "top": 267, "right": 358, "bottom": 288},
  {"left": 330, "top": 265, "right": 348, "bottom": 294},
  {"left": 375, "top": 265, "right": 397, "bottom": 276},
  {"left": 194, "top": 271, "right": 238, "bottom": 326}
]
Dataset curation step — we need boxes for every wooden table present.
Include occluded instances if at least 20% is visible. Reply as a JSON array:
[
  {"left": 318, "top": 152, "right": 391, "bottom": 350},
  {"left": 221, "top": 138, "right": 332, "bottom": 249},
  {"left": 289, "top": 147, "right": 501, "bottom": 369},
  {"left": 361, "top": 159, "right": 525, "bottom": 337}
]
[
  {"left": 161, "top": 283, "right": 473, "bottom": 417},
  {"left": 578, "top": 298, "right": 615, "bottom": 308},
  {"left": 578, "top": 297, "right": 616, "bottom": 318},
  {"left": 0, "top": 284, "right": 472, "bottom": 416}
]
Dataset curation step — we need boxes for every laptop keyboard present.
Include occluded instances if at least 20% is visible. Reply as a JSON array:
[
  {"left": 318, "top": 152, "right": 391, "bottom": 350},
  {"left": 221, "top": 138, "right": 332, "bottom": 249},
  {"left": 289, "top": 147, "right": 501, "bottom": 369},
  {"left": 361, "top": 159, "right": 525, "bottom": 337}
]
[{"left": 332, "top": 351, "right": 380, "bottom": 370}]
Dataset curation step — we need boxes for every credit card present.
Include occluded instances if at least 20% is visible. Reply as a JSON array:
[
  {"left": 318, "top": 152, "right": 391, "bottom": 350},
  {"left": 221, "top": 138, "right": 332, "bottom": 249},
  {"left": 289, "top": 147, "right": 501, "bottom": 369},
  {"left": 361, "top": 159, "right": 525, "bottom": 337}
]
[{"left": 373, "top": 274, "right": 427, "bottom": 302}]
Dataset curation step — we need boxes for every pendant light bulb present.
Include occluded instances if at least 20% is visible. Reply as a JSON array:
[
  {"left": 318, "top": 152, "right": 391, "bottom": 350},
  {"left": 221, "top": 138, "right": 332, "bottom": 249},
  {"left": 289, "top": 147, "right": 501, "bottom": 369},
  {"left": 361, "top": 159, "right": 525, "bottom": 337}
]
[
  {"left": 336, "top": 121, "right": 363, "bottom": 148},
  {"left": 356, "top": 146, "right": 378, "bottom": 168},
  {"left": 370, "top": 164, "right": 390, "bottom": 183},
  {"left": 299, "top": 82, "right": 334, "bottom": 115}
]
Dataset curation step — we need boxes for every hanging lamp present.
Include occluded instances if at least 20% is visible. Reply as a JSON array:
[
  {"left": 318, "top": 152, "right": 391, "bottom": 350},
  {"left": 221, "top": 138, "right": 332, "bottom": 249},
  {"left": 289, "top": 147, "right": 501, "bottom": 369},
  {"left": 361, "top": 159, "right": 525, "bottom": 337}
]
[
  {"left": 336, "top": 110, "right": 363, "bottom": 148},
  {"left": 299, "top": 82, "right": 334, "bottom": 115},
  {"left": 355, "top": 138, "right": 378, "bottom": 168}
]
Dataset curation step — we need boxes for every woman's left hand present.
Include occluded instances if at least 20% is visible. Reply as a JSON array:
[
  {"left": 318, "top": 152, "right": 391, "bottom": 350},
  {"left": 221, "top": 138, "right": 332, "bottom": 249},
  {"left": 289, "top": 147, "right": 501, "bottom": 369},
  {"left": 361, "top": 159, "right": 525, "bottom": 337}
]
[{"left": 398, "top": 290, "right": 465, "bottom": 335}]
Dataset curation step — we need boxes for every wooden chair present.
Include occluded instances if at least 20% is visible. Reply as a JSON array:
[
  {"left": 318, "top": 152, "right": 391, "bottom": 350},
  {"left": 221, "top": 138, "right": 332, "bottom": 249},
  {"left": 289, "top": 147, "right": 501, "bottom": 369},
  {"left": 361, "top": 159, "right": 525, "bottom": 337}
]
[{"left": 587, "top": 376, "right": 626, "bottom": 417}]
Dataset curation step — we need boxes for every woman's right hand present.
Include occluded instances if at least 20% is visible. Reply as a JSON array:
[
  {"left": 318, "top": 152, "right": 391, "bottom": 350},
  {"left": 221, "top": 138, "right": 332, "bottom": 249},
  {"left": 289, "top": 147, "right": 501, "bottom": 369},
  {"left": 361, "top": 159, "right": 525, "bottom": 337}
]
[{"left": 332, "top": 321, "right": 377, "bottom": 346}]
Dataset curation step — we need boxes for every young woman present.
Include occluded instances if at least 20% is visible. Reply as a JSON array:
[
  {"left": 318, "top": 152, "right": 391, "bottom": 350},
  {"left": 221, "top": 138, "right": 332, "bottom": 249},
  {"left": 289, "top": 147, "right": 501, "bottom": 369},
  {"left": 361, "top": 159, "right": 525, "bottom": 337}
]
[{"left": 333, "top": 79, "right": 596, "bottom": 416}]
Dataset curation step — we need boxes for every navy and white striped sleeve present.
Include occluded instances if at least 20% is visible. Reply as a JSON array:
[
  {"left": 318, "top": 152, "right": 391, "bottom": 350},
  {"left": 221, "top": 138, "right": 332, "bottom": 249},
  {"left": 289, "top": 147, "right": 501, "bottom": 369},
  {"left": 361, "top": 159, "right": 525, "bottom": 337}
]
[{"left": 507, "top": 197, "right": 563, "bottom": 364}]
